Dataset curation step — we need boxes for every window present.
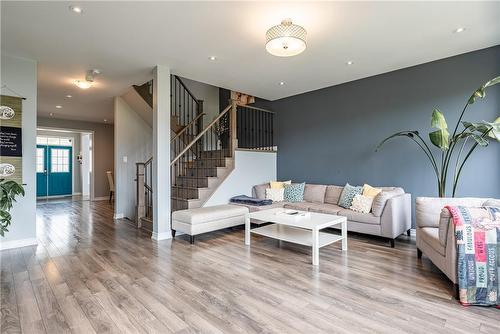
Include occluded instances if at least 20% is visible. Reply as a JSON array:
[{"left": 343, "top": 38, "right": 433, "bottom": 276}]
[
  {"left": 36, "top": 136, "right": 72, "bottom": 146},
  {"left": 51, "top": 148, "right": 70, "bottom": 173},
  {"left": 36, "top": 148, "right": 45, "bottom": 173}
]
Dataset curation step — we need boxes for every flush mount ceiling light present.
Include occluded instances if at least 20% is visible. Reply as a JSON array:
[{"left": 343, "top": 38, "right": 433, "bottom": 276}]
[
  {"left": 74, "top": 69, "right": 101, "bottom": 89},
  {"left": 454, "top": 27, "right": 465, "bottom": 33},
  {"left": 208, "top": 56, "right": 217, "bottom": 61},
  {"left": 346, "top": 61, "right": 354, "bottom": 65},
  {"left": 266, "top": 19, "right": 307, "bottom": 57},
  {"left": 69, "top": 5, "right": 83, "bottom": 14}
]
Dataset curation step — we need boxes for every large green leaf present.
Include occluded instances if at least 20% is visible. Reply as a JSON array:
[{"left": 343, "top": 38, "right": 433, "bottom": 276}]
[
  {"left": 463, "top": 118, "right": 500, "bottom": 141},
  {"left": 468, "top": 76, "right": 500, "bottom": 104},
  {"left": 429, "top": 109, "right": 449, "bottom": 150}
]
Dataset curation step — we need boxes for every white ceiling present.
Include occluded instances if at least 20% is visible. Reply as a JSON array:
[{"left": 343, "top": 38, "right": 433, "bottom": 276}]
[{"left": 2, "top": 1, "right": 499, "bottom": 123}]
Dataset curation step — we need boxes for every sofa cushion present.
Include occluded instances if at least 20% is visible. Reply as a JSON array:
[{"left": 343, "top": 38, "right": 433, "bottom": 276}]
[
  {"left": 233, "top": 202, "right": 286, "bottom": 213},
  {"left": 270, "top": 180, "right": 291, "bottom": 189},
  {"left": 484, "top": 199, "right": 500, "bottom": 206},
  {"left": 420, "top": 227, "right": 445, "bottom": 256},
  {"left": 284, "top": 202, "right": 312, "bottom": 211},
  {"left": 172, "top": 204, "right": 249, "bottom": 225},
  {"left": 303, "top": 184, "right": 327, "bottom": 203},
  {"left": 254, "top": 183, "right": 269, "bottom": 199},
  {"left": 338, "top": 209, "right": 380, "bottom": 225},
  {"left": 307, "top": 203, "right": 343, "bottom": 215},
  {"left": 371, "top": 187, "right": 405, "bottom": 216},
  {"left": 362, "top": 184, "right": 382, "bottom": 198},
  {"left": 438, "top": 208, "right": 452, "bottom": 247},
  {"left": 265, "top": 188, "right": 284, "bottom": 202},
  {"left": 350, "top": 194, "right": 374, "bottom": 214},
  {"left": 284, "top": 183, "right": 305, "bottom": 202},
  {"left": 338, "top": 183, "right": 363, "bottom": 208},
  {"left": 415, "top": 197, "right": 487, "bottom": 228},
  {"left": 325, "top": 185, "right": 343, "bottom": 204}
]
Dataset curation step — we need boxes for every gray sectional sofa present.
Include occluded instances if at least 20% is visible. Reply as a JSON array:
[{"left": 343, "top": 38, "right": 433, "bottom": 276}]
[{"left": 237, "top": 183, "right": 412, "bottom": 247}]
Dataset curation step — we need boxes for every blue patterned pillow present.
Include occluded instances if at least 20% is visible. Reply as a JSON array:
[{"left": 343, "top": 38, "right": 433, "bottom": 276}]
[
  {"left": 338, "top": 183, "right": 363, "bottom": 208},
  {"left": 284, "top": 183, "right": 305, "bottom": 203}
]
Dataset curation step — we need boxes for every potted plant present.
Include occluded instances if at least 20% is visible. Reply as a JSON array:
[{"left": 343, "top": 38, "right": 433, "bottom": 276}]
[
  {"left": 0, "top": 179, "right": 25, "bottom": 237},
  {"left": 377, "top": 76, "right": 500, "bottom": 197}
]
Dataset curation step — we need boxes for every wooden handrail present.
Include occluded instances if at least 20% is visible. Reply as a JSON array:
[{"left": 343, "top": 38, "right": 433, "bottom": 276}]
[
  {"left": 171, "top": 113, "right": 206, "bottom": 142},
  {"left": 237, "top": 104, "right": 275, "bottom": 114},
  {"left": 136, "top": 157, "right": 153, "bottom": 165},
  {"left": 171, "top": 104, "right": 232, "bottom": 166}
]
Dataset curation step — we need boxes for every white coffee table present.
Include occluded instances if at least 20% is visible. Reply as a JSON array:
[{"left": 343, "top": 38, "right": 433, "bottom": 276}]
[{"left": 246, "top": 208, "right": 347, "bottom": 266}]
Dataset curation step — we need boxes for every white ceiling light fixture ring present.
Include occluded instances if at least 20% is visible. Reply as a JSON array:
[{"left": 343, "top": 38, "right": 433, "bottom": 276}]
[{"left": 266, "top": 19, "right": 307, "bottom": 57}]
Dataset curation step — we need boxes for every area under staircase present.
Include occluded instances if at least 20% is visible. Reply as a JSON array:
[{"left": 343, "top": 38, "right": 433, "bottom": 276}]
[{"left": 134, "top": 76, "right": 275, "bottom": 232}]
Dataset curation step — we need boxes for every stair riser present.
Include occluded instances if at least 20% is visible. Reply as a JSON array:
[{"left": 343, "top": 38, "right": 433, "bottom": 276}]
[
  {"left": 192, "top": 159, "right": 227, "bottom": 168},
  {"left": 171, "top": 188, "right": 199, "bottom": 199},
  {"left": 199, "top": 150, "right": 231, "bottom": 159},
  {"left": 175, "top": 178, "right": 208, "bottom": 188},
  {"left": 184, "top": 168, "right": 217, "bottom": 177}
]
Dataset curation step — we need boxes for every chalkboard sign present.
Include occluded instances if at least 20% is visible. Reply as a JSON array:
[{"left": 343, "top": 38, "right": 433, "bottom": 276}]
[{"left": 0, "top": 95, "right": 23, "bottom": 183}]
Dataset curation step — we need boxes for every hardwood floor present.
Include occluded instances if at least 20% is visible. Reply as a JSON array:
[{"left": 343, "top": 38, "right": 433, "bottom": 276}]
[{"left": 1, "top": 201, "right": 499, "bottom": 334}]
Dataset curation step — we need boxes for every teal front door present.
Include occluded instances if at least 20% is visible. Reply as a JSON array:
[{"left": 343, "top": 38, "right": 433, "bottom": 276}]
[{"left": 36, "top": 145, "right": 72, "bottom": 197}]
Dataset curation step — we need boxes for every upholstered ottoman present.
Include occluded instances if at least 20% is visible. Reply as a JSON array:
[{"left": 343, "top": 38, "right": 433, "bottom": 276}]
[{"left": 171, "top": 205, "right": 250, "bottom": 244}]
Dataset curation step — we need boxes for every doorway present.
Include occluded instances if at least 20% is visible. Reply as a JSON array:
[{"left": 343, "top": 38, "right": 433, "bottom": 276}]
[{"left": 36, "top": 129, "right": 94, "bottom": 202}]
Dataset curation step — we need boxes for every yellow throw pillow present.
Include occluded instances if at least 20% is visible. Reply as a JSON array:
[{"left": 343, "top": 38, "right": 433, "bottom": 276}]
[
  {"left": 363, "top": 184, "right": 382, "bottom": 198},
  {"left": 270, "top": 180, "right": 292, "bottom": 189}
]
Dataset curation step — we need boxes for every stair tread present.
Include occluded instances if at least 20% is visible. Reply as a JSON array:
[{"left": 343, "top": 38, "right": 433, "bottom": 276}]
[
  {"left": 171, "top": 196, "right": 201, "bottom": 202},
  {"left": 171, "top": 185, "right": 209, "bottom": 190}
]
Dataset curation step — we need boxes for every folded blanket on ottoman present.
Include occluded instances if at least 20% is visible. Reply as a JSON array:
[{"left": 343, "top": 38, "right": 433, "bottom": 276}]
[
  {"left": 230, "top": 195, "right": 272, "bottom": 206},
  {"left": 446, "top": 205, "right": 500, "bottom": 307}
]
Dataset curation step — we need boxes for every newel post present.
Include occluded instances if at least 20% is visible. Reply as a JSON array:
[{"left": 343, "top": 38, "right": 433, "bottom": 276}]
[
  {"left": 135, "top": 162, "right": 145, "bottom": 228},
  {"left": 231, "top": 100, "right": 238, "bottom": 151}
]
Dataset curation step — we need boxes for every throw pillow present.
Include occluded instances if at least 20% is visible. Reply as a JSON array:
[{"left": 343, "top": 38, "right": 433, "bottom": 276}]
[
  {"left": 265, "top": 188, "right": 284, "bottom": 202},
  {"left": 350, "top": 194, "right": 374, "bottom": 213},
  {"left": 338, "top": 183, "right": 363, "bottom": 208},
  {"left": 283, "top": 183, "right": 305, "bottom": 202},
  {"left": 270, "top": 180, "right": 292, "bottom": 189},
  {"left": 371, "top": 188, "right": 405, "bottom": 216},
  {"left": 362, "top": 184, "right": 382, "bottom": 198}
]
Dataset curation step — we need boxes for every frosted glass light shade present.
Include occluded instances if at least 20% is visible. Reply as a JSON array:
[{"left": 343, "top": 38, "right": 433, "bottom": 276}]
[{"left": 266, "top": 19, "right": 307, "bottom": 57}]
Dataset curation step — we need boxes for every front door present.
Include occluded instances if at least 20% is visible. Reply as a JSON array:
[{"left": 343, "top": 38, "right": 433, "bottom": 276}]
[{"left": 36, "top": 145, "right": 72, "bottom": 197}]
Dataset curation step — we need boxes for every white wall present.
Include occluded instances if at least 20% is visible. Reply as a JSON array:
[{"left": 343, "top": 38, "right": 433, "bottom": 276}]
[
  {"left": 114, "top": 96, "right": 152, "bottom": 220},
  {"left": 81, "top": 133, "right": 91, "bottom": 199},
  {"left": 0, "top": 54, "right": 37, "bottom": 250},
  {"left": 205, "top": 150, "right": 277, "bottom": 206},
  {"left": 180, "top": 76, "right": 220, "bottom": 125}
]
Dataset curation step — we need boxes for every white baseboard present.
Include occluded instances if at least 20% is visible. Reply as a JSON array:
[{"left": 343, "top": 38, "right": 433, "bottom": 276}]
[
  {"left": 151, "top": 231, "right": 172, "bottom": 241},
  {"left": 113, "top": 213, "right": 125, "bottom": 220},
  {"left": 93, "top": 196, "right": 109, "bottom": 201},
  {"left": 72, "top": 192, "right": 82, "bottom": 196},
  {"left": 0, "top": 238, "right": 38, "bottom": 251}
]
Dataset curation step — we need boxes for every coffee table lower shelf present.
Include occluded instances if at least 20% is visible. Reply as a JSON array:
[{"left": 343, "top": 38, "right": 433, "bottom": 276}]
[{"left": 251, "top": 224, "right": 343, "bottom": 248}]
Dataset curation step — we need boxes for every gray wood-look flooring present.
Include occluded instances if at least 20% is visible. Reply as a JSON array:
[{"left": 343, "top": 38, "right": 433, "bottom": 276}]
[{"left": 1, "top": 201, "right": 499, "bottom": 334}]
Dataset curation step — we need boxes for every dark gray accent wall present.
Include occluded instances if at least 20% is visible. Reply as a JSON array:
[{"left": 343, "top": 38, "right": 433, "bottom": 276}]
[{"left": 272, "top": 46, "right": 499, "bottom": 206}]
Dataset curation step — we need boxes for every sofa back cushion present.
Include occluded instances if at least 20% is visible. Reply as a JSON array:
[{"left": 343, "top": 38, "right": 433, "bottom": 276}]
[
  {"left": 284, "top": 183, "right": 306, "bottom": 203},
  {"left": 371, "top": 187, "right": 405, "bottom": 216},
  {"left": 338, "top": 183, "right": 363, "bottom": 208},
  {"left": 253, "top": 183, "right": 269, "bottom": 199},
  {"left": 415, "top": 197, "right": 488, "bottom": 228},
  {"left": 303, "top": 184, "right": 327, "bottom": 203},
  {"left": 325, "top": 185, "right": 343, "bottom": 204},
  {"left": 484, "top": 199, "right": 500, "bottom": 207}
]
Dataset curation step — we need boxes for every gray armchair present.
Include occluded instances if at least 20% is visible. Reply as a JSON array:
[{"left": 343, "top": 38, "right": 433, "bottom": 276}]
[{"left": 415, "top": 197, "right": 499, "bottom": 296}]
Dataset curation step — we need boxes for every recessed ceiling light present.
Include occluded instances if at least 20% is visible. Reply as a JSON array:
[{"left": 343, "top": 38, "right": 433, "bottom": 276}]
[
  {"left": 346, "top": 61, "right": 354, "bottom": 65},
  {"left": 66, "top": 95, "right": 72, "bottom": 98},
  {"left": 74, "top": 80, "right": 92, "bottom": 89},
  {"left": 454, "top": 27, "right": 465, "bottom": 33},
  {"left": 279, "top": 81, "right": 285, "bottom": 86},
  {"left": 69, "top": 5, "right": 83, "bottom": 14},
  {"left": 56, "top": 105, "right": 62, "bottom": 109},
  {"left": 209, "top": 56, "right": 217, "bottom": 61}
]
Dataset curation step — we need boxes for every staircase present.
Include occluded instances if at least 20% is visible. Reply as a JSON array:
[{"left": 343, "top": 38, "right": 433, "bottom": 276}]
[{"left": 134, "top": 77, "right": 275, "bottom": 231}]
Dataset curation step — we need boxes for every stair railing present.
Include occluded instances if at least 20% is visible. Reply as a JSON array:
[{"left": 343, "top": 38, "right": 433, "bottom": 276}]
[
  {"left": 170, "top": 103, "right": 235, "bottom": 211},
  {"left": 135, "top": 157, "right": 153, "bottom": 226},
  {"left": 236, "top": 105, "right": 276, "bottom": 151},
  {"left": 171, "top": 75, "right": 203, "bottom": 131}
]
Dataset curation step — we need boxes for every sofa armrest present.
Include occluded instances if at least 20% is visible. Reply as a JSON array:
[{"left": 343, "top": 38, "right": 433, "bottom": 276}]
[{"left": 380, "top": 193, "right": 412, "bottom": 239}]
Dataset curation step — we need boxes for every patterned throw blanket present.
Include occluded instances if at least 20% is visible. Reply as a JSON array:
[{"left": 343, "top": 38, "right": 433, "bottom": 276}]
[{"left": 446, "top": 206, "right": 500, "bottom": 307}]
